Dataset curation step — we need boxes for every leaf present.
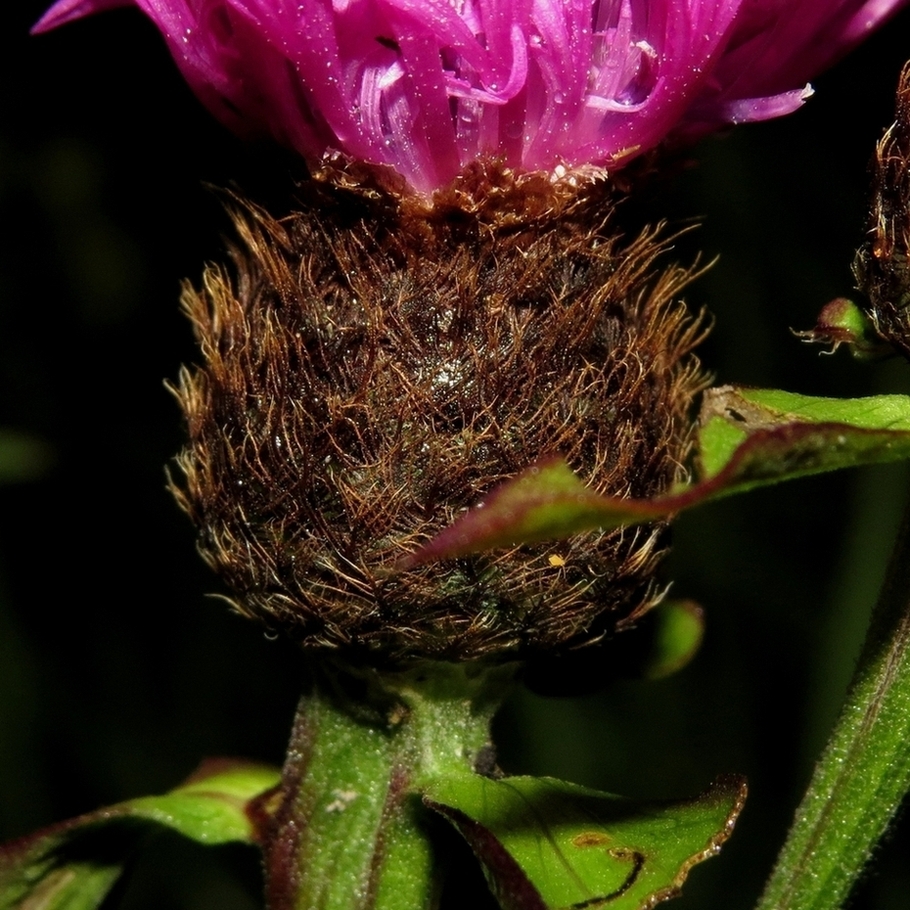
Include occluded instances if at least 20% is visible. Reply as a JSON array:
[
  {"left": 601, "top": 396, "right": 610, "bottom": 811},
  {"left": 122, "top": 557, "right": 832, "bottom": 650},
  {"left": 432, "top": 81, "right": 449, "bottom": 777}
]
[
  {"left": 397, "top": 458, "right": 667, "bottom": 567},
  {"left": 0, "top": 759, "right": 280, "bottom": 910},
  {"left": 424, "top": 773, "right": 746, "bottom": 910},
  {"left": 400, "top": 388, "right": 910, "bottom": 566},
  {"left": 695, "top": 387, "right": 910, "bottom": 481}
]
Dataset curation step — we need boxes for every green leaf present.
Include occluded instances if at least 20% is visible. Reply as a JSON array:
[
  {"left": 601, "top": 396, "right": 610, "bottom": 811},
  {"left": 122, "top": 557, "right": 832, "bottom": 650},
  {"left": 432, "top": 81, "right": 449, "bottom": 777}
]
[
  {"left": 399, "top": 388, "right": 910, "bottom": 565},
  {"left": 696, "top": 387, "right": 910, "bottom": 481},
  {"left": 0, "top": 759, "right": 279, "bottom": 910},
  {"left": 755, "top": 502, "right": 910, "bottom": 910},
  {"left": 425, "top": 773, "right": 746, "bottom": 910}
]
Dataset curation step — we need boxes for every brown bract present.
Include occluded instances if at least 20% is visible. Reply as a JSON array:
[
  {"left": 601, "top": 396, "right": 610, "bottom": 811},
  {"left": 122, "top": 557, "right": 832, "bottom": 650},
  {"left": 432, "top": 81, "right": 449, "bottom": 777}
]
[
  {"left": 856, "top": 61, "right": 910, "bottom": 358},
  {"left": 171, "top": 159, "right": 707, "bottom": 662}
]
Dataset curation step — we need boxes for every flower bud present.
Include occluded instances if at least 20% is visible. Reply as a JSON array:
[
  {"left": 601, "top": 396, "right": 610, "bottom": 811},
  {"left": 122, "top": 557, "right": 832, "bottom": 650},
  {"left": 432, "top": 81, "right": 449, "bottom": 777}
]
[
  {"left": 795, "top": 297, "right": 892, "bottom": 359},
  {"left": 171, "top": 161, "right": 706, "bottom": 662}
]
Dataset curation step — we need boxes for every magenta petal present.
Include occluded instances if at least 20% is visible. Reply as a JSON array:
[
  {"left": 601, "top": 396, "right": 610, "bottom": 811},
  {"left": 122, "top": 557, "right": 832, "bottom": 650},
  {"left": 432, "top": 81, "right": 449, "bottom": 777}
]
[
  {"left": 32, "top": 0, "right": 910, "bottom": 192},
  {"left": 721, "top": 86, "right": 815, "bottom": 125},
  {"left": 32, "top": 0, "right": 133, "bottom": 34}
]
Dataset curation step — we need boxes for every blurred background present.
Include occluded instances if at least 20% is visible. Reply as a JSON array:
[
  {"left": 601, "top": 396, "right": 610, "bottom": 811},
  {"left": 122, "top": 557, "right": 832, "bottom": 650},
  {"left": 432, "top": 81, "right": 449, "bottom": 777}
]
[{"left": 2, "top": 4, "right": 910, "bottom": 907}]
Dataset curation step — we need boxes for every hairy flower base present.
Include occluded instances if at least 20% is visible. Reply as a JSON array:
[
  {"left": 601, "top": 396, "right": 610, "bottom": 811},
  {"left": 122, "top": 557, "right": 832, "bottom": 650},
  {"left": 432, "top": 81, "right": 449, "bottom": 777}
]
[
  {"left": 172, "top": 160, "right": 707, "bottom": 662},
  {"left": 857, "top": 62, "right": 910, "bottom": 359}
]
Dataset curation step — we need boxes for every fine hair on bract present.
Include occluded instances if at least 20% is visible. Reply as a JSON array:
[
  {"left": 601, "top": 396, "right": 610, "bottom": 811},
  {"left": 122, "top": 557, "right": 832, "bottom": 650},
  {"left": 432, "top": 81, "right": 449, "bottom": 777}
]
[{"left": 171, "top": 159, "right": 708, "bottom": 663}]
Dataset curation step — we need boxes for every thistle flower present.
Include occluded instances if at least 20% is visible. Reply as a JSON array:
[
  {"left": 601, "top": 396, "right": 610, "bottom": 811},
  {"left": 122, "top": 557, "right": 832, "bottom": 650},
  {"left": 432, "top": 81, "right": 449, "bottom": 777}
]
[
  {"left": 34, "top": 0, "right": 909, "bottom": 194},
  {"left": 32, "top": 1, "right": 907, "bottom": 663}
]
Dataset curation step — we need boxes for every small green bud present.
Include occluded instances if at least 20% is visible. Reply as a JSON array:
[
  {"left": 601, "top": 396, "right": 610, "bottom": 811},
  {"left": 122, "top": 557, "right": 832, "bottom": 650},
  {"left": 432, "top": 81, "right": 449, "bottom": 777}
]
[{"left": 795, "top": 297, "right": 891, "bottom": 359}]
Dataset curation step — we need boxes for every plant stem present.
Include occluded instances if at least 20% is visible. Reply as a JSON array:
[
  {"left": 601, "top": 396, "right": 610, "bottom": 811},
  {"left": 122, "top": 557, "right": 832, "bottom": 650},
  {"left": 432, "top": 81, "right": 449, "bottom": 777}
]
[
  {"left": 259, "top": 660, "right": 514, "bottom": 910},
  {"left": 755, "top": 497, "right": 910, "bottom": 910}
]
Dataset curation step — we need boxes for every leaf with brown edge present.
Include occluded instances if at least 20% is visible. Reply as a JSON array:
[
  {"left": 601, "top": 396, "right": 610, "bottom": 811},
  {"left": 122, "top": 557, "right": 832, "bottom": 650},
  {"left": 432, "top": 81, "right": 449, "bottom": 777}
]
[
  {"left": 0, "top": 759, "right": 279, "bottom": 910},
  {"left": 424, "top": 773, "right": 747, "bottom": 910},
  {"left": 396, "top": 457, "right": 668, "bottom": 568},
  {"left": 399, "top": 388, "right": 910, "bottom": 566},
  {"left": 695, "top": 387, "right": 910, "bottom": 480}
]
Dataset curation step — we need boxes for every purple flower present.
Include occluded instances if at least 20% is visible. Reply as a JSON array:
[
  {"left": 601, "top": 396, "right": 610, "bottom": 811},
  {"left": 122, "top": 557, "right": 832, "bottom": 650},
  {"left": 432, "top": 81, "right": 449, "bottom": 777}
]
[{"left": 35, "top": 0, "right": 909, "bottom": 193}]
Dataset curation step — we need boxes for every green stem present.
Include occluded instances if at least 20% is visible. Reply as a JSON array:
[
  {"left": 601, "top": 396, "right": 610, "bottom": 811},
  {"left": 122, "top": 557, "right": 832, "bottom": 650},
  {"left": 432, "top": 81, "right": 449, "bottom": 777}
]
[
  {"left": 260, "top": 660, "right": 514, "bottom": 910},
  {"left": 755, "top": 498, "right": 910, "bottom": 910}
]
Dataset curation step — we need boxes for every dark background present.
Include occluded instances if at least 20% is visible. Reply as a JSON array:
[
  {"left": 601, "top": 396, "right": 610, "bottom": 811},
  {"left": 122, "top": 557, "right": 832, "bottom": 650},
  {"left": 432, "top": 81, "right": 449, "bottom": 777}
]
[{"left": 3, "top": 5, "right": 910, "bottom": 907}]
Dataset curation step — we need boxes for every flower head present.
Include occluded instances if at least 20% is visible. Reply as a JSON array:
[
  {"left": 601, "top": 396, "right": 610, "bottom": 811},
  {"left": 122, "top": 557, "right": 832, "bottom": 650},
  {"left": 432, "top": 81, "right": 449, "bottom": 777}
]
[
  {"left": 35, "top": 0, "right": 909, "bottom": 193},
  {"left": 170, "top": 164, "right": 706, "bottom": 660}
]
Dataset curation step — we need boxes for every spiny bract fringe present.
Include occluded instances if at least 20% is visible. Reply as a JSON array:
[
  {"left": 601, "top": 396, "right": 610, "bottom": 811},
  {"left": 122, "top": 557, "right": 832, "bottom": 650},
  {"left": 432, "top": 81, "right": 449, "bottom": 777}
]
[
  {"left": 856, "top": 62, "right": 910, "bottom": 358},
  {"left": 171, "top": 160, "right": 708, "bottom": 662}
]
